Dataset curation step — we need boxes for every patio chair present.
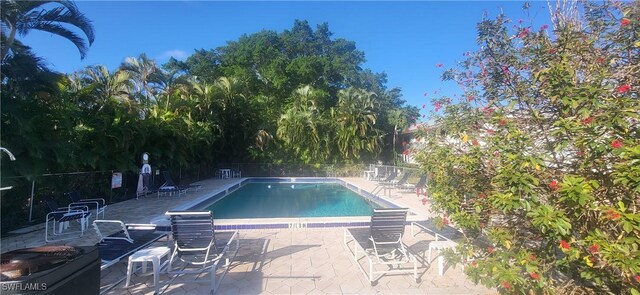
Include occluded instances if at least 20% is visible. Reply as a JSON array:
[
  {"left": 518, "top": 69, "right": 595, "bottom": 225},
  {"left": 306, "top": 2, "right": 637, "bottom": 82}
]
[
  {"left": 390, "top": 172, "right": 412, "bottom": 187},
  {"left": 400, "top": 175, "right": 427, "bottom": 195},
  {"left": 165, "top": 211, "right": 239, "bottom": 294},
  {"left": 43, "top": 198, "right": 92, "bottom": 242},
  {"left": 161, "top": 171, "right": 201, "bottom": 192},
  {"left": 376, "top": 171, "right": 398, "bottom": 184},
  {"left": 343, "top": 208, "right": 417, "bottom": 285},
  {"left": 65, "top": 191, "right": 107, "bottom": 220},
  {"left": 141, "top": 172, "right": 185, "bottom": 198},
  {"left": 93, "top": 220, "right": 165, "bottom": 270}
]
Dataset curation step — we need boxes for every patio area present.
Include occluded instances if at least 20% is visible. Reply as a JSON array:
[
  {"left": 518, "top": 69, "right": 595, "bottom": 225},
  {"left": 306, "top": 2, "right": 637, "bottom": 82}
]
[{"left": 1, "top": 176, "right": 494, "bottom": 294}]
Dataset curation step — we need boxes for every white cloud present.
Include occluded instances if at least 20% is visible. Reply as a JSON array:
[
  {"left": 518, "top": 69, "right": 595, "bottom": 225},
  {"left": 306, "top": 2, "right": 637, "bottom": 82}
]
[{"left": 158, "top": 49, "right": 188, "bottom": 60}]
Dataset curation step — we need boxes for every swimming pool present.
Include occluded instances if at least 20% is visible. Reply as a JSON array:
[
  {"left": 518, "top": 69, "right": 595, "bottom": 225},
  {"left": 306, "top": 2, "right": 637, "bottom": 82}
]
[{"left": 205, "top": 182, "right": 380, "bottom": 219}]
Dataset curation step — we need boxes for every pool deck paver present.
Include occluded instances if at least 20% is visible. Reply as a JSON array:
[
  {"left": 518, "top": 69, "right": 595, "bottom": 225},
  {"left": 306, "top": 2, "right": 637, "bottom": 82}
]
[{"left": 1, "top": 176, "right": 495, "bottom": 294}]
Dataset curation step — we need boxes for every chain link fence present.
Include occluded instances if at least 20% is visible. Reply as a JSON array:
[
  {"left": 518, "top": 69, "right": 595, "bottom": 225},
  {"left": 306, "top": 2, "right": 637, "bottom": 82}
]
[{"left": 1, "top": 163, "right": 423, "bottom": 234}]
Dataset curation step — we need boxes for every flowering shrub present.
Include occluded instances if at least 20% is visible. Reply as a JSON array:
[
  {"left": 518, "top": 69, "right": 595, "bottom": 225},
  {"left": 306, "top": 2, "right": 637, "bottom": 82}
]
[{"left": 416, "top": 2, "right": 639, "bottom": 293}]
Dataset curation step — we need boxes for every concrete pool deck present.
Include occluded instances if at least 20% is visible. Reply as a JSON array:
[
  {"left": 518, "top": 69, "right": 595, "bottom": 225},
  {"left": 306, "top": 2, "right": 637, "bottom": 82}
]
[{"left": 0, "top": 177, "right": 495, "bottom": 294}]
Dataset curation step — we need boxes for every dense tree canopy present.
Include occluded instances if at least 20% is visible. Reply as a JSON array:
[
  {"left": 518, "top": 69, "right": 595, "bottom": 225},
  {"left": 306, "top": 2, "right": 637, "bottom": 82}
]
[{"left": 1, "top": 20, "right": 418, "bottom": 179}]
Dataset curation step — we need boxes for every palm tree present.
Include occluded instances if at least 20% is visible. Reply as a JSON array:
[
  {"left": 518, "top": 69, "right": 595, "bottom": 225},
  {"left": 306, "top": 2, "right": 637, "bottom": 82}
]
[
  {"left": 332, "top": 87, "right": 381, "bottom": 160},
  {"left": 1, "top": 0, "right": 95, "bottom": 60},
  {"left": 120, "top": 54, "right": 162, "bottom": 104},
  {"left": 80, "top": 65, "right": 132, "bottom": 105},
  {"left": 214, "top": 76, "right": 246, "bottom": 111},
  {"left": 277, "top": 85, "right": 329, "bottom": 162}
]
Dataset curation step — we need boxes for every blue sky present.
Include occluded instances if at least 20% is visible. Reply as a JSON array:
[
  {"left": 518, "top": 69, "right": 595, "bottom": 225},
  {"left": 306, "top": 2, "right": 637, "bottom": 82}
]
[{"left": 23, "top": 1, "right": 551, "bottom": 113}]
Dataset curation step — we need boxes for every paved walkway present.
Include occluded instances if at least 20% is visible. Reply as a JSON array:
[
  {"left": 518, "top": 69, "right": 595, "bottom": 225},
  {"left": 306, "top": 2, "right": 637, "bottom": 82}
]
[{"left": 1, "top": 176, "right": 494, "bottom": 294}]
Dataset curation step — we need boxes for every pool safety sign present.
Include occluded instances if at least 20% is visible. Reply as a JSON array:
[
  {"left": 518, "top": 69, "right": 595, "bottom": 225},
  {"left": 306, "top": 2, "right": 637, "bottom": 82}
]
[{"left": 111, "top": 172, "right": 123, "bottom": 188}]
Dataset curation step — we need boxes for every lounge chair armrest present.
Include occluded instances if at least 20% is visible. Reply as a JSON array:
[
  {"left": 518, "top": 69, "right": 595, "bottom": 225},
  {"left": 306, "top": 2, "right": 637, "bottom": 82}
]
[
  {"left": 93, "top": 220, "right": 131, "bottom": 242},
  {"left": 79, "top": 198, "right": 106, "bottom": 206},
  {"left": 47, "top": 209, "right": 85, "bottom": 219},
  {"left": 65, "top": 203, "right": 89, "bottom": 212},
  {"left": 94, "top": 220, "right": 126, "bottom": 227},
  {"left": 70, "top": 200, "right": 100, "bottom": 208},
  {"left": 126, "top": 223, "right": 157, "bottom": 231}
]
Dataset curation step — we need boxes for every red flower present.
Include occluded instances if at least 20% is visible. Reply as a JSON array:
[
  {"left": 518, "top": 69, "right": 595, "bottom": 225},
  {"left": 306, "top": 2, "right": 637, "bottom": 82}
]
[
  {"left": 498, "top": 118, "right": 508, "bottom": 126},
  {"left": 635, "top": 275, "right": 640, "bottom": 283},
  {"left": 589, "top": 244, "right": 600, "bottom": 254},
  {"left": 530, "top": 272, "right": 540, "bottom": 280},
  {"left": 421, "top": 197, "right": 428, "bottom": 205},
  {"left": 471, "top": 261, "right": 477, "bottom": 267},
  {"left": 549, "top": 180, "right": 560, "bottom": 191},
  {"left": 529, "top": 254, "right": 537, "bottom": 260},
  {"left": 581, "top": 116, "right": 594, "bottom": 125},
  {"left": 435, "top": 63, "right": 444, "bottom": 68},
  {"left": 621, "top": 18, "right": 631, "bottom": 26},
  {"left": 442, "top": 217, "right": 449, "bottom": 225},
  {"left": 577, "top": 150, "right": 585, "bottom": 157},
  {"left": 472, "top": 139, "right": 479, "bottom": 146},
  {"left": 596, "top": 57, "right": 605, "bottom": 64},
  {"left": 560, "top": 240, "right": 570, "bottom": 251},
  {"left": 611, "top": 140, "right": 624, "bottom": 149},
  {"left": 517, "top": 27, "right": 530, "bottom": 38},
  {"left": 487, "top": 247, "right": 494, "bottom": 253},
  {"left": 482, "top": 107, "right": 494, "bottom": 116},
  {"left": 540, "top": 24, "right": 549, "bottom": 30},
  {"left": 434, "top": 102, "right": 442, "bottom": 112},
  {"left": 606, "top": 209, "right": 621, "bottom": 220},
  {"left": 548, "top": 48, "right": 557, "bottom": 54},
  {"left": 502, "top": 281, "right": 512, "bottom": 290},
  {"left": 617, "top": 84, "right": 631, "bottom": 93}
]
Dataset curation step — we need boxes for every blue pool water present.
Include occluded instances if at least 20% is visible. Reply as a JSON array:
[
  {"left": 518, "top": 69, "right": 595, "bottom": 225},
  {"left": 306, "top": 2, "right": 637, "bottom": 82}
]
[{"left": 205, "top": 183, "right": 379, "bottom": 218}]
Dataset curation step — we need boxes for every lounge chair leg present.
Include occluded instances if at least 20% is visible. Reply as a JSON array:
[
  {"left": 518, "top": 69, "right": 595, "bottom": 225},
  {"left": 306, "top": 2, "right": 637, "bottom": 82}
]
[
  {"left": 126, "top": 256, "right": 133, "bottom": 287},
  {"left": 210, "top": 264, "right": 216, "bottom": 294},
  {"left": 369, "top": 261, "right": 373, "bottom": 284},
  {"left": 414, "top": 258, "right": 418, "bottom": 282}
]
